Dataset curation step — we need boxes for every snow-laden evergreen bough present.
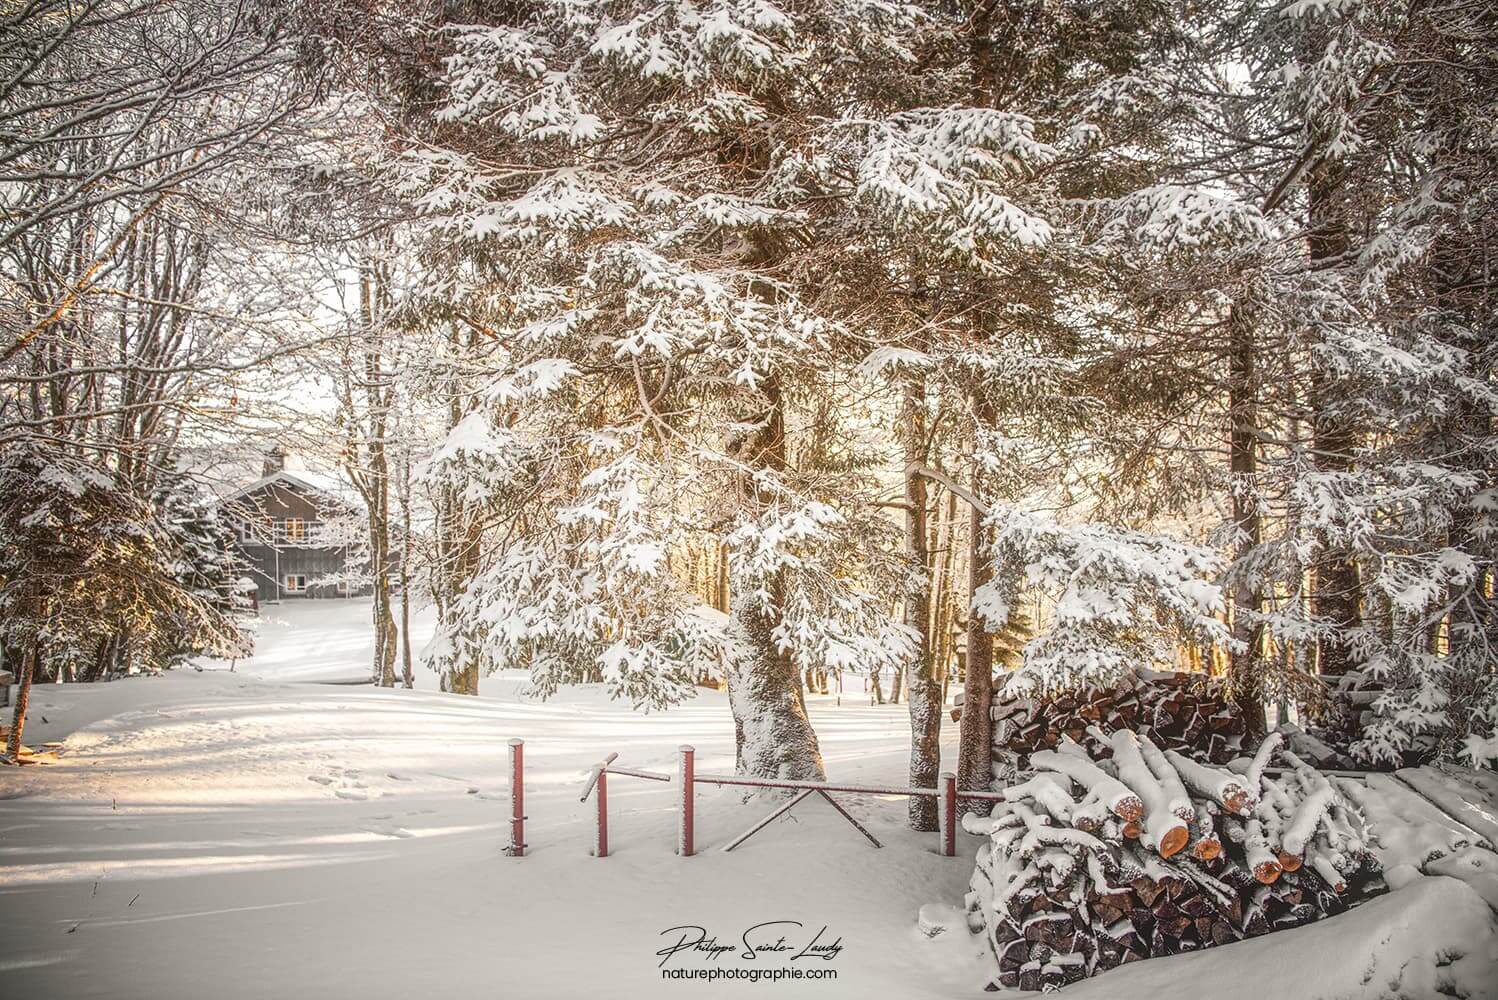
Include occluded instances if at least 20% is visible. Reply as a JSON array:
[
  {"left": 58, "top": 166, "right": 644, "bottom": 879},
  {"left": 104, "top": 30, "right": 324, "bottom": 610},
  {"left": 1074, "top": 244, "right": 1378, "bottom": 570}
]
[{"left": 970, "top": 504, "right": 1237, "bottom": 692}]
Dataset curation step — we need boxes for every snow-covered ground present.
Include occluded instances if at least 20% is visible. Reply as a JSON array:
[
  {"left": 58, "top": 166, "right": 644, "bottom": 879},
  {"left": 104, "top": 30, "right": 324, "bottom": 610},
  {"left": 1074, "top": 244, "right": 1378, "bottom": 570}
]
[
  {"left": 197, "top": 597, "right": 441, "bottom": 686},
  {"left": 2, "top": 600, "right": 1496, "bottom": 998}
]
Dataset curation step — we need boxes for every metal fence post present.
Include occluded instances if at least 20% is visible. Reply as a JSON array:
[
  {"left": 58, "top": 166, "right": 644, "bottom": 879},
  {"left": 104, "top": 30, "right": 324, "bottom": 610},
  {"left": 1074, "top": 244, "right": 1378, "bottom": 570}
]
[
  {"left": 596, "top": 768, "right": 609, "bottom": 858},
  {"left": 941, "top": 771, "right": 957, "bottom": 857},
  {"left": 508, "top": 738, "right": 525, "bottom": 857},
  {"left": 678, "top": 745, "right": 695, "bottom": 857}
]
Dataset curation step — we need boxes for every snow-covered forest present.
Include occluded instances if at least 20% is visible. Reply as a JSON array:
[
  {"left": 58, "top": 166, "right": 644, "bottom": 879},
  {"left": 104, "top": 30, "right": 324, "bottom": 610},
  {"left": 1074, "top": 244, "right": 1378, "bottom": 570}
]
[{"left": 1, "top": 1, "right": 1495, "bottom": 997}]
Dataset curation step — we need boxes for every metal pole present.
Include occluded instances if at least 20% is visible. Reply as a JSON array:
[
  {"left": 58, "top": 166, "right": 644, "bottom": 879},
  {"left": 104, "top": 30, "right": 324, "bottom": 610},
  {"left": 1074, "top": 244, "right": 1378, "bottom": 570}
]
[
  {"left": 816, "top": 791, "right": 882, "bottom": 848},
  {"left": 941, "top": 771, "right": 957, "bottom": 857},
  {"left": 723, "top": 789, "right": 816, "bottom": 852},
  {"left": 692, "top": 773, "right": 943, "bottom": 797},
  {"left": 678, "top": 745, "right": 695, "bottom": 857},
  {"left": 596, "top": 768, "right": 608, "bottom": 858},
  {"left": 507, "top": 738, "right": 525, "bottom": 857}
]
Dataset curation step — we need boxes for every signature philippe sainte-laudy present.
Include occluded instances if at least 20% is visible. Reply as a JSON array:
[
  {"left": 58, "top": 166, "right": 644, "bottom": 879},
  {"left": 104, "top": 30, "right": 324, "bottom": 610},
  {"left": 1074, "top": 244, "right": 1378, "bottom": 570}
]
[{"left": 656, "top": 922, "right": 844, "bottom": 967}]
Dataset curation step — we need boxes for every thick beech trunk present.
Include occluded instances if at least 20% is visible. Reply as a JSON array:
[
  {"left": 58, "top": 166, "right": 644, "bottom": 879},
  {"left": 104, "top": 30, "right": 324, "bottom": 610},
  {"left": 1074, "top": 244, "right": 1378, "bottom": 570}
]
[{"left": 728, "top": 584, "right": 826, "bottom": 781}]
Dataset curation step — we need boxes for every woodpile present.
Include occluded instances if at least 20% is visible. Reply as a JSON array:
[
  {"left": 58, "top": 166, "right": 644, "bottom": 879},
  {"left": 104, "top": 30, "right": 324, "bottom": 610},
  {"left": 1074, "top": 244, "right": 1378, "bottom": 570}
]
[
  {"left": 966, "top": 729, "right": 1383, "bottom": 991},
  {"left": 991, "top": 669, "right": 1248, "bottom": 782}
]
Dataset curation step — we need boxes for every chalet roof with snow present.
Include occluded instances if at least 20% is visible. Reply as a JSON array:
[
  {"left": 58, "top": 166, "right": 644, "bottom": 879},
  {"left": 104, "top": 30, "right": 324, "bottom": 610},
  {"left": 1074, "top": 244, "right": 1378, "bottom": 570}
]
[{"left": 222, "top": 469, "right": 349, "bottom": 507}]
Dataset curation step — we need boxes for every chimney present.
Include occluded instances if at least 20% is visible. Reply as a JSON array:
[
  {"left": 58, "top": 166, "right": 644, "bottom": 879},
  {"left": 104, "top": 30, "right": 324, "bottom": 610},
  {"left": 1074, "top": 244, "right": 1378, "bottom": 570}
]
[{"left": 262, "top": 445, "right": 287, "bottom": 477}]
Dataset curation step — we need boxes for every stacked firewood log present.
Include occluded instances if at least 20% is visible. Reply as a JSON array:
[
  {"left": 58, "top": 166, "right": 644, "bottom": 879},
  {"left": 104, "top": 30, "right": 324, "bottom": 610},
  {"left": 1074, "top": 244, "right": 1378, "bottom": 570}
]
[
  {"left": 991, "top": 669, "right": 1247, "bottom": 781},
  {"left": 966, "top": 730, "right": 1384, "bottom": 991}
]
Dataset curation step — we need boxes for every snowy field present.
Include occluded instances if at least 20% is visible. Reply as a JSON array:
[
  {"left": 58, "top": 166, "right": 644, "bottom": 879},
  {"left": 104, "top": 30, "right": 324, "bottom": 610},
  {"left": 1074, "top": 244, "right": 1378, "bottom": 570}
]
[{"left": 1, "top": 600, "right": 1496, "bottom": 999}]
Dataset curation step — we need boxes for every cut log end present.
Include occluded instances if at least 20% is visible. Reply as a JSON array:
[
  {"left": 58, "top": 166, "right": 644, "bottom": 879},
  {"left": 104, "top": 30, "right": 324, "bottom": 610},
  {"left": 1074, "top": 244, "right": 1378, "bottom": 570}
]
[
  {"left": 1253, "top": 861, "right": 1283, "bottom": 884},
  {"left": 1278, "top": 852, "right": 1303, "bottom": 873},
  {"left": 1223, "top": 787, "right": 1252, "bottom": 816},
  {"left": 1112, "top": 796, "right": 1145, "bottom": 823},
  {"left": 1159, "top": 825, "right": 1190, "bottom": 860},
  {"left": 1192, "top": 837, "right": 1222, "bottom": 861}
]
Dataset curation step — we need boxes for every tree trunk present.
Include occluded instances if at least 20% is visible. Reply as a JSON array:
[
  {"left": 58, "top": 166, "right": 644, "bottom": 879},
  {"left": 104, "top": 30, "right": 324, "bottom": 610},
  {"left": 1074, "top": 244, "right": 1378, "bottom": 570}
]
[
  {"left": 369, "top": 484, "right": 397, "bottom": 688},
  {"left": 6, "top": 646, "right": 37, "bottom": 761},
  {"left": 903, "top": 378, "right": 941, "bottom": 830},
  {"left": 959, "top": 397, "right": 996, "bottom": 809},
  {"left": 716, "top": 541, "right": 729, "bottom": 613},
  {"left": 725, "top": 374, "right": 825, "bottom": 782},
  {"left": 1307, "top": 158, "right": 1362, "bottom": 698},
  {"left": 728, "top": 584, "right": 826, "bottom": 781},
  {"left": 435, "top": 322, "right": 483, "bottom": 696},
  {"left": 400, "top": 451, "right": 414, "bottom": 689},
  {"left": 1227, "top": 305, "right": 1268, "bottom": 735}
]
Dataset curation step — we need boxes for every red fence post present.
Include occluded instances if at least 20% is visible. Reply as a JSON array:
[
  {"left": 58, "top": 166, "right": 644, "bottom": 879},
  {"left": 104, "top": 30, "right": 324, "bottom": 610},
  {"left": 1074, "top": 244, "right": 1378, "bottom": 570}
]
[
  {"left": 596, "top": 768, "right": 609, "bottom": 858},
  {"left": 941, "top": 771, "right": 957, "bottom": 857},
  {"left": 508, "top": 738, "right": 525, "bottom": 857},
  {"left": 678, "top": 745, "right": 695, "bottom": 857}
]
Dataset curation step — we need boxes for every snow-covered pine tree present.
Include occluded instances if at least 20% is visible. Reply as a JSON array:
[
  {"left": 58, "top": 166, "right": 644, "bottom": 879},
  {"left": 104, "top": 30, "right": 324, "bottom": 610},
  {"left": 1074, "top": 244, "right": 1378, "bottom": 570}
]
[
  {"left": 297, "top": 0, "right": 942, "bottom": 778},
  {"left": 153, "top": 475, "right": 256, "bottom": 666},
  {"left": 0, "top": 443, "right": 206, "bottom": 757},
  {"left": 1083, "top": 0, "right": 1497, "bottom": 764}
]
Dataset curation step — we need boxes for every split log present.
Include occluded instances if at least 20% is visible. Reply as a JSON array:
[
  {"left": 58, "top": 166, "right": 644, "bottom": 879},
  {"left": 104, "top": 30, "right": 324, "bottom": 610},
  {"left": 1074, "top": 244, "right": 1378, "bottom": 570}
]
[
  {"left": 1242, "top": 818, "right": 1282, "bottom": 884},
  {"left": 1166, "top": 749, "right": 1255, "bottom": 816},
  {"left": 1108, "top": 729, "right": 1190, "bottom": 859},
  {"left": 1191, "top": 801, "right": 1222, "bottom": 861},
  {"left": 1030, "top": 741, "right": 1143, "bottom": 822}
]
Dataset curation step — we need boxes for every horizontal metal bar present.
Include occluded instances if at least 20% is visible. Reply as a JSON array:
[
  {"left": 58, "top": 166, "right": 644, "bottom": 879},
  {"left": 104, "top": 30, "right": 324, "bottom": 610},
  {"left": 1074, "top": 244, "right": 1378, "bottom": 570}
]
[
  {"left": 607, "top": 766, "right": 672, "bottom": 782},
  {"left": 694, "top": 772, "right": 943, "bottom": 797},
  {"left": 1262, "top": 765, "right": 1371, "bottom": 781}
]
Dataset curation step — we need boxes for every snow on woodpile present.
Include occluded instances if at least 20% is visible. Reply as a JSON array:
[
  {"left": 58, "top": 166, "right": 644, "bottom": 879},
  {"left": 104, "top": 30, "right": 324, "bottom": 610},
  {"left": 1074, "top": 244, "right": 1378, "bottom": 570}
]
[
  {"left": 991, "top": 668, "right": 1246, "bottom": 782},
  {"left": 964, "top": 730, "right": 1384, "bottom": 991}
]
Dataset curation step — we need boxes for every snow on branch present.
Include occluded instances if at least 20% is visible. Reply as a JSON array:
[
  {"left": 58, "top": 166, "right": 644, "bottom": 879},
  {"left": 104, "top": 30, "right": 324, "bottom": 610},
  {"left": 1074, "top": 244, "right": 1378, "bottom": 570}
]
[{"left": 974, "top": 505, "right": 1236, "bottom": 690}]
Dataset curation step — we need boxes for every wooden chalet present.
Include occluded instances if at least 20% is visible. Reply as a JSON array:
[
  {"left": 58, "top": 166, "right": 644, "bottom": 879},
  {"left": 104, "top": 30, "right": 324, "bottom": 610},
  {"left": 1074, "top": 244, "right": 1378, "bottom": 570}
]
[{"left": 224, "top": 447, "right": 369, "bottom": 603}]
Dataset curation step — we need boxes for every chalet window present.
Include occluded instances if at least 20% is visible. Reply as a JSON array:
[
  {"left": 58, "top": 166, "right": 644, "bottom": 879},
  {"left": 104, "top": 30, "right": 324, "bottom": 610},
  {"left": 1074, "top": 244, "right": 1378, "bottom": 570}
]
[
  {"left": 283, "top": 517, "right": 306, "bottom": 542},
  {"left": 284, "top": 575, "right": 307, "bottom": 593},
  {"left": 336, "top": 580, "right": 349, "bottom": 595}
]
